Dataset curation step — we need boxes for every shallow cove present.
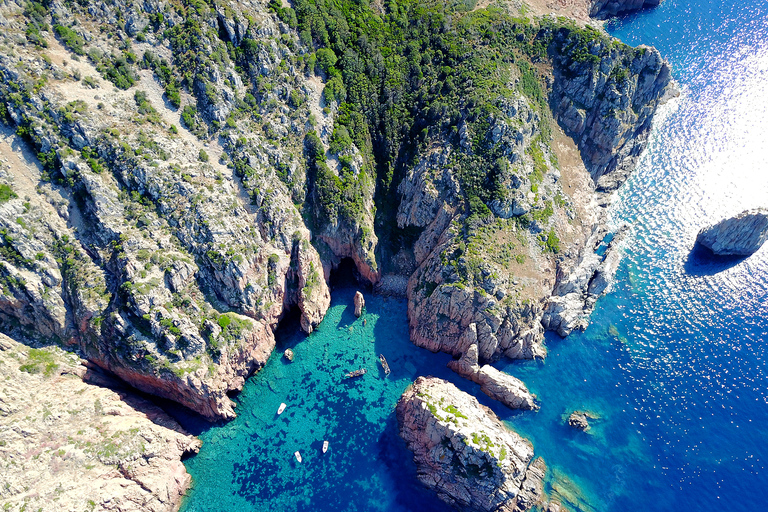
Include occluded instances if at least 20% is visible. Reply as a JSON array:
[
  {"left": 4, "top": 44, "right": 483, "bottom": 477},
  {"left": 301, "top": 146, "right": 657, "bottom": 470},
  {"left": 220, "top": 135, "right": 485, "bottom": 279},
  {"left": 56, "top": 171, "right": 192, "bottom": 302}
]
[{"left": 180, "top": 288, "right": 495, "bottom": 512}]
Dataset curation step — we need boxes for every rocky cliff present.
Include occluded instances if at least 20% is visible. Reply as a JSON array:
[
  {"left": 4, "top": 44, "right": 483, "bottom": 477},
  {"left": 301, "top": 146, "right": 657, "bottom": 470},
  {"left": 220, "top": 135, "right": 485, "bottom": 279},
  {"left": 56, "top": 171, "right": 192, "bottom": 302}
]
[
  {"left": 0, "top": 0, "right": 332, "bottom": 420},
  {"left": 0, "top": 334, "right": 200, "bottom": 511},
  {"left": 0, "top": 0, "right": 674, "bottom": 419},
  {"left": 396, "top": 376, "right": 546, "bottom": 512},
  {"left": 402, "top": 20, "right": 676, "bottom": 369}
]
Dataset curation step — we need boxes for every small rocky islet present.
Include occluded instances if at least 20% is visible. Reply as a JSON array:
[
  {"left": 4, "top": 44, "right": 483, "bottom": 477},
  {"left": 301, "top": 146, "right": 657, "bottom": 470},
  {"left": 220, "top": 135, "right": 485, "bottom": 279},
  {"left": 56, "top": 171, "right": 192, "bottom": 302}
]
[
  {"left": 0, "top": 0, "right": 675, "bottom": 510},
  {"left": 695, "top": 209, "right": 768, "bottom": 257}
]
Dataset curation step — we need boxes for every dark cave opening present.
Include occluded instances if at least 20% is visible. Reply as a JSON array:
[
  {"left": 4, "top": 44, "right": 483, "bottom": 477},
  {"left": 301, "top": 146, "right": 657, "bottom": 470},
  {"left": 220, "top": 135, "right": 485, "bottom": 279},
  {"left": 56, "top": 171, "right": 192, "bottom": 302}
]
[{"left": 329, "top": 257, "right": 369, "bottom": 291}]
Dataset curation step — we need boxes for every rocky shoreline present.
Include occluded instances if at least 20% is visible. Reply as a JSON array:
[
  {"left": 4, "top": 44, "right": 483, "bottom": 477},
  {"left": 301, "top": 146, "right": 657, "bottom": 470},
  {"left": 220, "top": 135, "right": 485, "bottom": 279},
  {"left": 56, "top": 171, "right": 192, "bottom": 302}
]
[
  {"left": 396, "top": 377, "right": 547, "bottom": 512},
  {"left": 0, "top": 0, "right": 674, "bottom": 508}
]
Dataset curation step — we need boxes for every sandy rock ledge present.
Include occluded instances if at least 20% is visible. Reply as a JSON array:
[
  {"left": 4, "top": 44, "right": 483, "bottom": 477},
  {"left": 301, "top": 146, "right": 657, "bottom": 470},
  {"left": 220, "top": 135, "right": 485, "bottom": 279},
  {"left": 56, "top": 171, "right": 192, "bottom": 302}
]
[{"left": 0, "top": 334, "right": 200, "bottom": 512}]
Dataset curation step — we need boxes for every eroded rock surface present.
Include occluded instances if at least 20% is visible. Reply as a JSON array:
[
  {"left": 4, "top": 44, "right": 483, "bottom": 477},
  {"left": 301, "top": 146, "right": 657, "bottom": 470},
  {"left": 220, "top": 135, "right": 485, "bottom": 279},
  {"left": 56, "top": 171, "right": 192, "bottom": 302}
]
[
  {"left": 696, "top": 209, "right": 768, "bottom": 256},
  {"left": 448, "top": 334, "right": 538, "bottom": 411},
  {"left": 0, "top": 334, "right": 200, "bottom": 512},
  {"left": 396, "top": 376, "right": 545, "bottom": 512}
]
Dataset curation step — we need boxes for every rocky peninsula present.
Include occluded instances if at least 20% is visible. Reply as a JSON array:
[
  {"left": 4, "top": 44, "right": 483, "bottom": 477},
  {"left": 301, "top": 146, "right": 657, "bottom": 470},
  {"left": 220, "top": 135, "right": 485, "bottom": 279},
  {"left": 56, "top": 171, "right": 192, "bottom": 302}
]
[{"left": 0, "top": 0, "right": 675, "bottom": 508}]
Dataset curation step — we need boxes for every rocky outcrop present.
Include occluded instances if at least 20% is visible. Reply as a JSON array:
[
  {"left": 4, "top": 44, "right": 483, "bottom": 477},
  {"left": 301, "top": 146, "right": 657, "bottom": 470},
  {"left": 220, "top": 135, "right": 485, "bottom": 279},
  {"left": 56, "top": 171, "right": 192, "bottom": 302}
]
[
  {"left": 403, "top": 27, "right": 676, "bottom": 381},
  {"left": 542, "top": 227, "right": 628, "bottom": 337},
  {"left": 567, "top": 411, "right": 591, "bottom": 431},
  {"left": 448, "top": 332, "right": 538, "bottom": 411},
  {"left": 552, "top": 32, "right": 678, "bottom": 192},
  {"left": 396, "top": 377, "right": 545, "bottom": 512},
  {"left": 354, "top": 290, "right": 365, "bottom": 317},
  {"left": 590, "top": 0, "right": 661, "bottom": 19},
  {"left": 0, "top": 334, "right": 200, "bottom": 512},
  {"left": 696, "top": 209, "right": 768, "bottom": 256}
]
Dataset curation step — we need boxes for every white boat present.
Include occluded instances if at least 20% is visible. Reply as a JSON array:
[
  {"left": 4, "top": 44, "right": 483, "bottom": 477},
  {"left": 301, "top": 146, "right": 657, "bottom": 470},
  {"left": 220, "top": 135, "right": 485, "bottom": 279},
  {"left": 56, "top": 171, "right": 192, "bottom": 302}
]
[
  {"left": 277, "top": 402, "right": 286, "bottom": 415},
  {"left": 294, "top": 451, "right": 302, "bottom": 463},
  {"left": 322, "top": 440, "right": 329, "bottom": 453}
]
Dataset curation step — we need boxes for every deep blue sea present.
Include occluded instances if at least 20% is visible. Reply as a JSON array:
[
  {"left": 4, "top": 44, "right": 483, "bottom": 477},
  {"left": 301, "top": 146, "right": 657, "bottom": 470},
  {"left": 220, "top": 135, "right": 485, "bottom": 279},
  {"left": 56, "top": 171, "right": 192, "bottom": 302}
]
[{"left": 180, "top": 1, "right": 768, "bottom": 510}]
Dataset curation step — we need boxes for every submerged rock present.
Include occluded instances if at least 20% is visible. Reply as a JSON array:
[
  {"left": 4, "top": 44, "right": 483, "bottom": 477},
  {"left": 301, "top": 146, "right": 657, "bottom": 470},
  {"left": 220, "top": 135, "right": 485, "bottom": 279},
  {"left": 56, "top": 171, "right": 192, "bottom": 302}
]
[
  {"left": 354, "top": 291, "right": 365, "bottom": 317},
  {"left": 696, "top": 209, "right": 768, "bottom": 256},
  {"left": 396, "top": 377, "right": 545, "bottom": 512}
]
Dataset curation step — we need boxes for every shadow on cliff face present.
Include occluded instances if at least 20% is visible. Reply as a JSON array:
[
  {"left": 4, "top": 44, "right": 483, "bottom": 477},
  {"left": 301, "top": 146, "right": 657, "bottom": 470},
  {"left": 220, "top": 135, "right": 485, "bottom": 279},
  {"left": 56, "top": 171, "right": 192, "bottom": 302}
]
[
  {"left": 329, "top": 257, "right": 371, "bottom": 291},
  {"left": 79, "top": 362, "right": 212, "bottom": 439},
  {"left": 378, "top": 413, "right": 448, "bottom": 512},
  {"left": 684, "top": 243, "right": 747, "bottom": 276}
]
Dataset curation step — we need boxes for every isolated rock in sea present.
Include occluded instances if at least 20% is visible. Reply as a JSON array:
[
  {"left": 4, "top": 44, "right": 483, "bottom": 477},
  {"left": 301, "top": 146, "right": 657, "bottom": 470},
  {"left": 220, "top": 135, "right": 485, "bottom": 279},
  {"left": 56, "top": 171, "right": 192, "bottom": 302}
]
[
  {"left": 0, "top": 334, "right": 200, "bottom": 512},
  {"left": 696, "top": 209, "right": 768, "bottom": 256},
  {"left": 590, "top": 0, "right": 661, "bottom": 19},
  {"left": 396, "top": 377, "right": 545, "bottom": 512},
  {"left": 448, "top": 333, "right": 538, "bottom": 410},
  {"left": 284, "top": 348, "right": 294, "bottom": 361},
  {"left": 567, "top": 412, "right": 591, "bottom": 431},
  {"left": 354, "top": 291, "right": 365, "bottom": 317}
]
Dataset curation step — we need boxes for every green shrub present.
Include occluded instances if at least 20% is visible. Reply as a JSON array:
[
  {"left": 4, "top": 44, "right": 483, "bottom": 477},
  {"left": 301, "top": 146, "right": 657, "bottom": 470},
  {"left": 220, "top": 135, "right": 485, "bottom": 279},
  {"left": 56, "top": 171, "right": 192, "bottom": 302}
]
[
  {"left": 0, "top": 184, "right": 17, "bottom": 203},
  {"left": 53, "top": 24, "right": 86, "bottom": 55},
  {"left": 217, "top": 314, "right": 231, "bottom": 329},
  {"left": 99, "top": 53, "right": 136, "bottom": 90},
  {"left": 198, "top": 149, "right": 209, "bottom": 162},
  {"left": 181, "top": 105, "right": 197, "bottom": 129},
  {"left": 19, "top": 348, "right": 59, "bottom": 377}
]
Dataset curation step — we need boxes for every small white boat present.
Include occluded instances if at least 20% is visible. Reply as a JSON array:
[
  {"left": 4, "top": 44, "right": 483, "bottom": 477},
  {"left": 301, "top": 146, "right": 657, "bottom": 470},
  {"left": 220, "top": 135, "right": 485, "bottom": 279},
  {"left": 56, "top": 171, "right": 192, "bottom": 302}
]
[
  {"left": 294, "top": 451, "right": 302, "bottom": 463},
  {"left": 277, "top": 403, "right": 286, "bottom": 415},
  {"left": 322, "top": 440, "right": 329, "bottom": 453}
]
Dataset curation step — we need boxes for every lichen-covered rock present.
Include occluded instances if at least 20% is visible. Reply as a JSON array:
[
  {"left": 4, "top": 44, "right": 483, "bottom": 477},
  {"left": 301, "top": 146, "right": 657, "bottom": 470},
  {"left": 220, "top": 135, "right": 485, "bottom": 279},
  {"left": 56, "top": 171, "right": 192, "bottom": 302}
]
[
  {"left": 696, "top": 209, "right": 768, "bottom": 256},
  {"left": 0, "top": 334, "right": 200, "bottom": 512},
  {"left": 353, "top": 290, "right": 365, "bottom": 317},
  {"left": 396, "top": 377, "right": 545, "bottom": 512}
]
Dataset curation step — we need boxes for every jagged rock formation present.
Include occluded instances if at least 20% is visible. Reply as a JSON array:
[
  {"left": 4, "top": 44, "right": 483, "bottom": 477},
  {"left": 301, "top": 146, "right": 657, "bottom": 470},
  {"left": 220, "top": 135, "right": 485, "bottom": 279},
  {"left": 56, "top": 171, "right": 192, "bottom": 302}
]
[
  {"left": 353, "top": 290, "right": 365, "bottom": 317},
  {"left": 590, "top": 0, "right": 661, "bottom": 19},
  {"left": 551, "top": 33, "right": 677, "bottom": 192},
  {"left": 0, "top": 0, "right": 331, "bottom": 420},
  {"left": 696, "top": 209, "right": 768, "bottom": 256},
  {"left": 448, "top": 329, "right": 538, "bottom": 410},
  {"left": 404, "top": 23, "right": 676, "bottom": 371},
  {"left": 0, "top": 334, "right": 200, "bottom": 511},
  {"left": 396, "top": 377, "right": 545, "bottom": 512},
  {"left": 542, "top": 226, "right": 628, "bottom": 336},
  {"left": 0, "top": 0, "right": 675, "bottom": 419}
]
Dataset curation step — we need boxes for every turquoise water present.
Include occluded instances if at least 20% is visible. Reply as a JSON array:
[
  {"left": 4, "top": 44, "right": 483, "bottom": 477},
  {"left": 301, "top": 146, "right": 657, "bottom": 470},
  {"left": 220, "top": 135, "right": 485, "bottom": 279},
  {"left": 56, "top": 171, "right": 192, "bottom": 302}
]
[
  {"left": 180, "top": 288, "right": 482, "bottom": 512},
  {"left": 182, "top": 1, "right": 768, "bottom": 510}
]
